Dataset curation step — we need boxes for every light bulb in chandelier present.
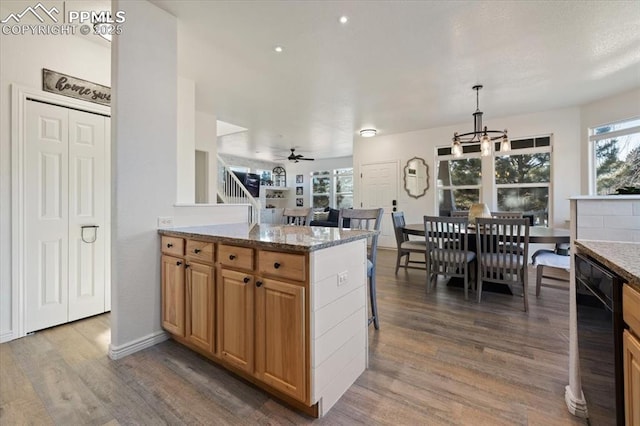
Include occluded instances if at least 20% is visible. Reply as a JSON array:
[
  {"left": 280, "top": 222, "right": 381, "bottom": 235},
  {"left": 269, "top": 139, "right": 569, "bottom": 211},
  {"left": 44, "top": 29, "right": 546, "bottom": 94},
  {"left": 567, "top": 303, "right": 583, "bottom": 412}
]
[
  {"left": 452, "top": 138, "right": 463, "bottom": 157},
  {"left": 480, "top": 133, "right": 492, "bottom": 156},
  {"left": 500, "top": 133, "right": 511, "bottom": 152}
]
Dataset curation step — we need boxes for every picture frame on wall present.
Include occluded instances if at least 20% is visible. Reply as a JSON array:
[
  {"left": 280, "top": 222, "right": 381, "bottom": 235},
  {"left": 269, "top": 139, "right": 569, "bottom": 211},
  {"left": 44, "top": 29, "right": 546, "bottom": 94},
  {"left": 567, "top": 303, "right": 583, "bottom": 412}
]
[
  {"left": 296, "top": 174, "right": 303, "bottom": 183},
  {"left": 296, "top": 186, "right": 303, "bottom": 195},
  {"left": 296, "top": 198, "right": 303, "bottom": 207}
]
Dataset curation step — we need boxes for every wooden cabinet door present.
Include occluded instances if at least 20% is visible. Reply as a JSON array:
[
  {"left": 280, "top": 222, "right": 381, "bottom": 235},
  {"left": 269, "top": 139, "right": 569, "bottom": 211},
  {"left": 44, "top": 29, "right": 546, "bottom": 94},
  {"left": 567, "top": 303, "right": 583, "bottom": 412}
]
[
  {"left": 255, "top": 278, "right": 306, "bottom": 402},
  {"left": 218, "top": 268, "right": 254, "bottom": 373},
  {"left": 185, "top": 262, "right": 215, "bottom": 353},
  {"left": 161, "top": 255, "right": 185, "bottom": 336},
  {"left": 624, "top": 330, "right": 640, "bottom": 426}
]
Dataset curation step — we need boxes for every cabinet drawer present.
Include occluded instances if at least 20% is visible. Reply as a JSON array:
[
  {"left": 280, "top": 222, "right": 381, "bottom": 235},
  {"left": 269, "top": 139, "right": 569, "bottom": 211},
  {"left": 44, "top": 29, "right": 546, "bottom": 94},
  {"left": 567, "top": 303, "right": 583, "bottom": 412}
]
[
  {"left": 162, "top": 236, "right": 184, "bottom": 256},
  {"left": 259, "top": 251, "right": 306, "bottom": 282},
  {"left": 186, "top": 240, "right": 215, "bottom": 263},
  {"left": 219, "top": 244, "right": 254, "bottom": 270},
  {"left": 624, "top": 284, "right": 640, "bottom": 333}
]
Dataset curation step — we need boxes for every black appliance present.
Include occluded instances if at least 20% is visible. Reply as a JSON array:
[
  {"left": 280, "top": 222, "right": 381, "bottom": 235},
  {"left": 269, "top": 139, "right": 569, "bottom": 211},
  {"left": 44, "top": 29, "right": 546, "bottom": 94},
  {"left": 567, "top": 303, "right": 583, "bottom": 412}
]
[{"left": 575, "top": 253, "right": 624, "bottom": 426}]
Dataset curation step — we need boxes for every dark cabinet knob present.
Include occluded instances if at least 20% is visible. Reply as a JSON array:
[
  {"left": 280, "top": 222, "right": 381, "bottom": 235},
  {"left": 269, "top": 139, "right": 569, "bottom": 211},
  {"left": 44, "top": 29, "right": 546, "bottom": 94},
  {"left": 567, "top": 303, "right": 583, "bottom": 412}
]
[
  {"left": 167, "top": 243, "right": 173, "bottom": 248},
  {"left": 243, "top": 277, "right": 250, "bottom": 284},
  {"left": 185, "top": 264, "right": 190, "bottom": 269},
  {"left": 229, "top": 254, "right": 236, "bottom": 260},
  {"left": 256, "top": 281, "right": 263, "bottom": 287},
  {"left": 176, "top": 261, "right": 182, "bottom": 266},
  {"left": 273, "top": 262, "right": 281, "bottom": 269},
  {"left": 194, "top": 248, "right": 201, "bottom": 254}
]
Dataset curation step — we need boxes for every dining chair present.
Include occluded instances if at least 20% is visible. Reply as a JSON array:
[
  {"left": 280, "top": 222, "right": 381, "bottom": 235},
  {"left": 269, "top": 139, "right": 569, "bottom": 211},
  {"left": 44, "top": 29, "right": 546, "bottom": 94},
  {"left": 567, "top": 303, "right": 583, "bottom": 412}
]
[
  {"left": 450, "top": 210, "right": 470, "bottom": 218},
  {"left": 532, "top": 243, "right": 570, "bottom": 296},
  {"left": 391, "top": 212, "right": 427, "bottom": 274},
  {"left": 423, "top": 215, "right": 476, "bottom": 300},
  {"left": 475, "top": 217, "right": 530, "bottom": 311},
  {"left": 282, "top": 208, "right": 313, "bottom": 225},
  {"left": 338, "top": 208, "right": 384, "bottom": 329}
]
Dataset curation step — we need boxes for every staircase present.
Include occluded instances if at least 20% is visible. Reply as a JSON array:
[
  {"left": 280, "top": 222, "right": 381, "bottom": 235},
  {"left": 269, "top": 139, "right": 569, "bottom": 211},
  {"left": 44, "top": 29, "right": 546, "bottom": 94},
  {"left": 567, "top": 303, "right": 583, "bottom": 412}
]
[{"left": 217, "top": 155, "right": 261, "bottom": 225}]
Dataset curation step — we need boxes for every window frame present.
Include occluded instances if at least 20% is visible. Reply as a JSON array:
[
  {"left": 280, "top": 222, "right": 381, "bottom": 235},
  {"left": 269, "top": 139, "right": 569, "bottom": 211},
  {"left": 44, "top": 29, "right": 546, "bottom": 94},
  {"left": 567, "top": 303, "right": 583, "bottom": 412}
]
[
  {"left": 589, "top": 118, "right": 640, "bottom": 195},
  {"left": 435, "top": 134, "right": 553, "bottom": 226},
  {"left": 310, "top": 168, "right": 354, "bottom": 209}
]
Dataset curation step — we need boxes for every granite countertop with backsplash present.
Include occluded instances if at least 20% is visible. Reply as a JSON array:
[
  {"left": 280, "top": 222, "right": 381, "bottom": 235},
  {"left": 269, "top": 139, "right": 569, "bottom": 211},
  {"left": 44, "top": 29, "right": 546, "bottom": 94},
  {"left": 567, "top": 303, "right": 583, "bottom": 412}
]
[
  {"left": 575, "top": 240, "right": 640, "bottom": 291},
  {"left": 158, "top": 223, "right": 375, "bottom": 252}
]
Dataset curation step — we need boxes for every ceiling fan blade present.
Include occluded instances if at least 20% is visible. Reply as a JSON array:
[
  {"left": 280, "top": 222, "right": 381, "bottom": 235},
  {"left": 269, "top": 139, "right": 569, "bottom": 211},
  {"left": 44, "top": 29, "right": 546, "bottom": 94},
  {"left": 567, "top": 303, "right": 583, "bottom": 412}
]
[{"left": 299, "top": 157, "right": 314, "bottom": 161}]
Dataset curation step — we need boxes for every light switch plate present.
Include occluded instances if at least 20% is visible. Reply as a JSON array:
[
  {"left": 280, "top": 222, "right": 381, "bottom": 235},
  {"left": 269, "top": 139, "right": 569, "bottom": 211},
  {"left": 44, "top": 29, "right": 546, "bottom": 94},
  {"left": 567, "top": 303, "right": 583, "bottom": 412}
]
[{"left": 338, "top": 271, "right": 348, "bottom": 286}]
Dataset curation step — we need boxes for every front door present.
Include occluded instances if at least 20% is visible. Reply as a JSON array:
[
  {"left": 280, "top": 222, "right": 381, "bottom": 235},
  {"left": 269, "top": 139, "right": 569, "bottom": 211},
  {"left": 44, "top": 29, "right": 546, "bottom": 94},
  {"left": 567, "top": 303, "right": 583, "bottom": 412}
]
[{"left": 360, "top": 161, "right": 398, "bottom": 248}]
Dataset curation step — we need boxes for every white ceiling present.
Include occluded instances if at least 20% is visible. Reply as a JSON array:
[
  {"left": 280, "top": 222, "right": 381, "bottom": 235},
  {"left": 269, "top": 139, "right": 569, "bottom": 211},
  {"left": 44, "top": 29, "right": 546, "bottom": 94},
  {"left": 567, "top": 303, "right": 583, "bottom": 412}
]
[{"left": 151, "top": 0, "right": 640, "bottom": 161}]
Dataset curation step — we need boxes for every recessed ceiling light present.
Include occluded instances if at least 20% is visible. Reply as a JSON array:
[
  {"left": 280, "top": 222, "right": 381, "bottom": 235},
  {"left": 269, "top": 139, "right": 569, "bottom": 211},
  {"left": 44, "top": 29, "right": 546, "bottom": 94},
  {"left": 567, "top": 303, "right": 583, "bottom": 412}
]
[
  {"left": 339, "top": 16, "right": 349, "bottom": 24},
  {"left": 274, "top": 46, "right": 283, "bottom": 53},
  {"left": 360, "top": 129, "right": 377, "bottom": 138}
]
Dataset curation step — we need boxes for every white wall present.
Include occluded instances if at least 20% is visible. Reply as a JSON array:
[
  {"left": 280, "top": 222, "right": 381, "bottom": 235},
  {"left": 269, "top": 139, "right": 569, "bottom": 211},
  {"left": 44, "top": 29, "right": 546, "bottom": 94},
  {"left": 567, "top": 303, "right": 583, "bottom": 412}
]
[
  {"left": 0, "top": 2, "right": 111, "bottom": 339},
  {"left": 110, "top": 0, "right": 249, "bottom": 356},
  {"left": 353, "top": 107, "right": 582, "bottom": 228},
  {"left": 177, "top": 77, "right": 196, "bottom": 203},
  {"left": 110, "top": 0, "right": 178, "bottom": 350},
  {"left": 195, "top": 111, "right": 218, "bottom": 203},
  {"left": 286, "top": 157, "right": 353, "bottom": 208},
  {"left": 580, "top": 88, "right": 640, "bottom": 194}
]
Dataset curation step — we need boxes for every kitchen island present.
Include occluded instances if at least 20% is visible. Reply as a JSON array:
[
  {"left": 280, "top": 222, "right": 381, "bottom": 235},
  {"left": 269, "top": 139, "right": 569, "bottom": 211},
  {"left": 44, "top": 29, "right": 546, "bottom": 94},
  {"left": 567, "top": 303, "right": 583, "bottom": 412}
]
[{"left": 157, "top": 223, "right": 375, "bottom": 417}]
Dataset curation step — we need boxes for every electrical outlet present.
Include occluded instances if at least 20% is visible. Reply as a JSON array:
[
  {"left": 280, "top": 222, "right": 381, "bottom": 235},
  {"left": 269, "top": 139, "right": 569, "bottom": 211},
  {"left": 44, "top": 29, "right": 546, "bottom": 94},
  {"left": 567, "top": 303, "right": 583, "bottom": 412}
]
[
  {"left": 338, "top": 271, "right": 348, "bottom": 286},
  {"left": 158, "top": 216, "right": 174, "bottom": 227}
]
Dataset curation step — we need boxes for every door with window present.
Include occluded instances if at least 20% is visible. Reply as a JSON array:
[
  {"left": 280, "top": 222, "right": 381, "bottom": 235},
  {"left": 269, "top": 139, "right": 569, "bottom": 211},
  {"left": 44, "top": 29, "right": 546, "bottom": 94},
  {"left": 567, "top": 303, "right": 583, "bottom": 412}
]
[{"left": 25, "top": 100, "right": 110, "bottom": 332}]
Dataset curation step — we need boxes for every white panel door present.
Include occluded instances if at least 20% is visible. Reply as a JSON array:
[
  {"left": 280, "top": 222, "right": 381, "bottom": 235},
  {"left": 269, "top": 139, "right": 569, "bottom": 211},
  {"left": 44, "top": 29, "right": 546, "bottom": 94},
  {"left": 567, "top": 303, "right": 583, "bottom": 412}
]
[
  {"left": 68, "top": 109, "right": 106, "bottom": 321},
  {"left": 360, "top": 161, "right": 398, "bottom": 248},
  {"left": 25, "top": 101, "right": 109, "bottom": 333},
  {"left": 25, "top": 101, "right": 70, "bottom": 332}
]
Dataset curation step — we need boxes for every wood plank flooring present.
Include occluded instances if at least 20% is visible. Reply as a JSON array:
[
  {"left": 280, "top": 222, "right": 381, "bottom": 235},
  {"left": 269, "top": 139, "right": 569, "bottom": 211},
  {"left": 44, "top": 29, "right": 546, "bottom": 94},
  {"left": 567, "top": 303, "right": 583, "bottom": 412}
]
[{"left": 0, "top": 249, "right": 585, "bottom": 425}]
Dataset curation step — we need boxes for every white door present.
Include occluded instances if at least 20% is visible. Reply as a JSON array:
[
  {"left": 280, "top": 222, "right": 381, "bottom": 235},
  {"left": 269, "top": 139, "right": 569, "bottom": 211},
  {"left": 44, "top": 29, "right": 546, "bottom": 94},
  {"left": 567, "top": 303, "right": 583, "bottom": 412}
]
[
  {"left": 25, "top": 101, "right": 70, "bottom": 332},
  {"left": 68, "top": 109, "right": 106, "bottom": 321},
  {"left": 25, "top": 101, "right": 109, "bottom": 332},
  {"left": 360, "top": 161, "right": 398, "bottom": 248}
]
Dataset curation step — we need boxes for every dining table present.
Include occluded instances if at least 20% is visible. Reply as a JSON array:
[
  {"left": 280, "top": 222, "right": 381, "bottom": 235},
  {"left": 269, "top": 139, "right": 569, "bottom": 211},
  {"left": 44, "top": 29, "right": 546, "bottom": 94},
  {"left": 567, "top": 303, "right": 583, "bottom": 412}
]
[
  {"left": 402, "top": 223, "right": 571, "bottom": 245},
  {"left": 402, "top": 223, "right": 570, "bottom": 295}
]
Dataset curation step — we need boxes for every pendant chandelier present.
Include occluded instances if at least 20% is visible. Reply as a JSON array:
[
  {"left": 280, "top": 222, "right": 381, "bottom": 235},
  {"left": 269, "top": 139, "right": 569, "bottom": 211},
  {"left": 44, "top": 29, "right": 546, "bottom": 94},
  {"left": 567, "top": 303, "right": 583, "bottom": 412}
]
[{"left": 452, "top": 85, "right": 510, "bottom": 157}]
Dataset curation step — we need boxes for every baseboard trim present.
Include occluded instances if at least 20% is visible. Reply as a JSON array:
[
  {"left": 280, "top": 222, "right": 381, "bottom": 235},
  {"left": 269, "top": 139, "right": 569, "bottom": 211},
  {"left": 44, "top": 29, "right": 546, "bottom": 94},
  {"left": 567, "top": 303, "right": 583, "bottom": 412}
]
[
  {"left": 0, "top": 330, "right": 15, "bottom": 344},
  {"left": 108, "top": 330, "right": 168, "bottom": 360},
  {"left": 564, "top": 385, "right": 588, "bottom": 418}
]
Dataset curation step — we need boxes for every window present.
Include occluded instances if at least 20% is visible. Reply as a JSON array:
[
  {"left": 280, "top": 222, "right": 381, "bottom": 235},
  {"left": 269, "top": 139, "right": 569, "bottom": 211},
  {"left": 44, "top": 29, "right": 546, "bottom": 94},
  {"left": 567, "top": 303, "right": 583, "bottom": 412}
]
[
  {"left": 495, "top": 147, "right": 551, "bottom": 225},
  {"left": 590, "top": 118, "right": 640, "bottom": 195},
  {"left": 436, "top": 135, "right": 552, "bottom": 225},
  {"left": 311, "top": 168, "right": 353, "bottom": 208},
  {"left": 436, "top": 153, "right": 482, "bottom": 214}
]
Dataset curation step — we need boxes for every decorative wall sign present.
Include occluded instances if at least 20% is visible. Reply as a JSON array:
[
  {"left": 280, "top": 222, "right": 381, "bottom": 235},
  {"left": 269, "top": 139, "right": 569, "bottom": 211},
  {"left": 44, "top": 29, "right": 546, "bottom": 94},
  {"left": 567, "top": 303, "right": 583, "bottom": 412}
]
[{"left": 42, "top": 69, "right": 111, "bottom": 106}]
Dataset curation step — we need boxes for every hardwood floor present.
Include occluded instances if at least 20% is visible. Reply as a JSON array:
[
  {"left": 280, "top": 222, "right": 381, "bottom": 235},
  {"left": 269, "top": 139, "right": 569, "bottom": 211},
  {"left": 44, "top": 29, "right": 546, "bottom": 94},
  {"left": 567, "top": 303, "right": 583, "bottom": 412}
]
[{"left": 0, "top": 249, "right": 585, "bottom": 425}]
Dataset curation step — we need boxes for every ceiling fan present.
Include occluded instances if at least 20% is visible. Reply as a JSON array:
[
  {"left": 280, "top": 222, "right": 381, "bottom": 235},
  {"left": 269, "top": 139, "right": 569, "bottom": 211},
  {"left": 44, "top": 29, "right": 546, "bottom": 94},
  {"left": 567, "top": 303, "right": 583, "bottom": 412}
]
[{"left": 286, "top": 148, "right": 314, "bottom": 162}]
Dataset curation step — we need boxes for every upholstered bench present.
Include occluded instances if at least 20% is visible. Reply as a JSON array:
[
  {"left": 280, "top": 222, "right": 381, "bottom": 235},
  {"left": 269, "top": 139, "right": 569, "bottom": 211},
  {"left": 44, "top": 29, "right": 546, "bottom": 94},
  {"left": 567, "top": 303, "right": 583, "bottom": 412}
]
[{"left": 532, "top": 247, "right": 570, "bottom": 296}]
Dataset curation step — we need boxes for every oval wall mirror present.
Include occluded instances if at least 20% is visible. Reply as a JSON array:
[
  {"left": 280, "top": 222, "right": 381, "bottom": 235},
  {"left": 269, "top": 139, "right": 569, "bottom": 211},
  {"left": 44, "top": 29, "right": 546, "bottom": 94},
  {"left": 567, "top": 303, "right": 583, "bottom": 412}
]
[{"left": 403, "top": 157, "right": 429, "bottom": 198}]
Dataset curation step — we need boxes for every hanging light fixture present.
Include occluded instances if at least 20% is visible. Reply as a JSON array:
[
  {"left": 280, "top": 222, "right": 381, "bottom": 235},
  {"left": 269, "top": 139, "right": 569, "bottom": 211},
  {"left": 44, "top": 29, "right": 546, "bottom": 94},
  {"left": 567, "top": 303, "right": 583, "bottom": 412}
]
[{"left": 452, "top": 85, "right": 509, "bottom": 158}]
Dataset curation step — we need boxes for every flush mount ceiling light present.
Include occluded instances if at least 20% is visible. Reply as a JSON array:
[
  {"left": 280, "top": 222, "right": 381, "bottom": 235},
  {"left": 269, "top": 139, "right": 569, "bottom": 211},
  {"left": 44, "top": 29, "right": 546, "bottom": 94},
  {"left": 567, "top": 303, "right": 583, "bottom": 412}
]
[
  {"left": 360, "top": 129, "right": 377, "bottom": 138},
  {"left": 274, "top": 45, "right": 284, "bottom": 53},
  {"left": 452, "top": 85, "right": 510, "bottom": 158},
  {"left": 339, "top": 16, "right": 349, "bottom": 24}
]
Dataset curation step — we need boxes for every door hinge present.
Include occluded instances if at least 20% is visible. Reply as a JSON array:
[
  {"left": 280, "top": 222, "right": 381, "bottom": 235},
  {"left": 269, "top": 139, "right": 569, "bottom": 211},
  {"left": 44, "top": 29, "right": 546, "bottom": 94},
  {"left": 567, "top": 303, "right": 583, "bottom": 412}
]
[{"left": 360, "top": 173, "right": 363, "bottom": 178}]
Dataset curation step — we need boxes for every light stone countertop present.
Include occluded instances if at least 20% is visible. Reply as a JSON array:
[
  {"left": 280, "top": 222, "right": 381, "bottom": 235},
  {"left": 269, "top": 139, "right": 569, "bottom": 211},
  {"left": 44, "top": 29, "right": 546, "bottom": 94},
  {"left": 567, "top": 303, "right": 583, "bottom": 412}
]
[
  {"left": 158, "top": 223, "right": 375, "bottom": 252},
  {"left": 575, "top": 240, "right": 640, "bottom": 291}
]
